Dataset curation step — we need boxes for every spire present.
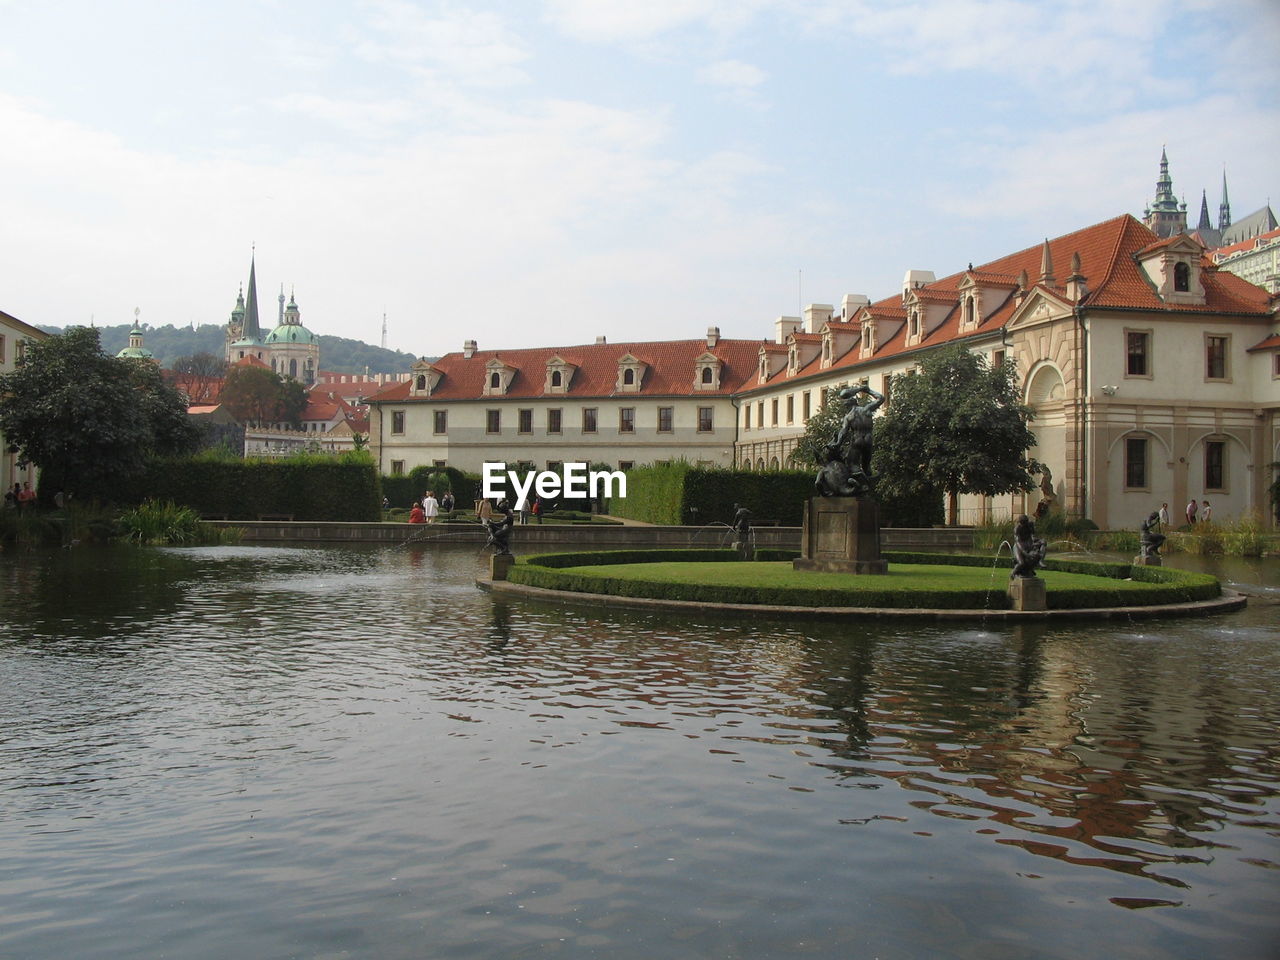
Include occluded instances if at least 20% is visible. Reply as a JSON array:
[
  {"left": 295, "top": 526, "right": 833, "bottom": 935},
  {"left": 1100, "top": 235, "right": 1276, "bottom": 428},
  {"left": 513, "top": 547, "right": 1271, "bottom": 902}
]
[
  {"left": 278, "top": 284, "right": 285, "bottom": 327},
  {"left": 1038, "top": 239, "right": 1055, "bottom": 286},
  {"left": 1219, "top": 168, "right": 1231, "bottom": 231},
  {"left": 1154, "top": 147, "right": 1175, "bottom": 204},
  {"left": 1197, "top": 190, "right": 1212, "bottom": 231},
  {"left": 242, "top": 254, "right": 263, "bottom": 340},
  {"left": 1145, "top": 147, "right": 1186, "bottom": 237}
]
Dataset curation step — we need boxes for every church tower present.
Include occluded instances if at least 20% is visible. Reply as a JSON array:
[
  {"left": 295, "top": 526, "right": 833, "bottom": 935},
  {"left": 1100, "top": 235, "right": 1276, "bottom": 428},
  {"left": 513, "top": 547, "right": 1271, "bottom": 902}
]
[
  {"left": 1218, "top": 171, "right": 1231, "bottom": 231},
  {"left": 1143, "top": 148, "right": 1188, "bottom": 238},
  {"left": 226, "top": 254, "right": 268, "bottom": 364}
]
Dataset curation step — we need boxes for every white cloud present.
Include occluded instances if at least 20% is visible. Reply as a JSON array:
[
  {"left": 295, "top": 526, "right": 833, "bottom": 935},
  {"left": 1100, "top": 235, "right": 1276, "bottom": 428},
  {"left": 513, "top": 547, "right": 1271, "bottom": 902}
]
[
  {"left": 696, "top": 58, "right": 767, "bottom": 102},
  {"left": 269, "top": 93, "right": 421, "bottom": 139},
  {"left": 544, "top": 0, "right": 770, "bottom": 43},
  {"left": 354, "top": 0, "right": 531, "bottom": 87}
]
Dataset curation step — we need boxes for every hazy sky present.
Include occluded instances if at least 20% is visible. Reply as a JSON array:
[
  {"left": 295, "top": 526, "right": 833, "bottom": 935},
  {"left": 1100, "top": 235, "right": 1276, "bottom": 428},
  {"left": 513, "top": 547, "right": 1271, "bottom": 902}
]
[{"left": 3, "top": 0, "right": 1277, "bottom": 358}]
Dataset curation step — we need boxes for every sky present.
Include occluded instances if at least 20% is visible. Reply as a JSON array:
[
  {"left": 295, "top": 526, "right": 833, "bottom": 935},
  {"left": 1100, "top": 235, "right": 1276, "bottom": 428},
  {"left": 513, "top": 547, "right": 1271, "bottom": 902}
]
[{"left": 2, "top": 0, "right": 1278, "bottom": 359}]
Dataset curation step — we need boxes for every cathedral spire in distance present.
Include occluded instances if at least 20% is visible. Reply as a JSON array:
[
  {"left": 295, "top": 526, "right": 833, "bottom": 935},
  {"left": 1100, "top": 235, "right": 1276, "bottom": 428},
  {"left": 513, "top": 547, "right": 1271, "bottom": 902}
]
[
  {"left": 242, "top": 253, "right": 263, "bottom": 341},
  {"left": 1219, "top": 169, "right": 1231, "bottom": 231},
  {"left": 1197, "top": 190, "right": 1212, "bottom": 231}
]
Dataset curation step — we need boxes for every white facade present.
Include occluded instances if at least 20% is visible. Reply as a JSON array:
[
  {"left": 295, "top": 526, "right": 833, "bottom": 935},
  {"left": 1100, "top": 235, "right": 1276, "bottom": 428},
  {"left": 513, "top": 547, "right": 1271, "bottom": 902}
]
[{"left": 0, "top": 310, "right": 47, "bottom": 495}]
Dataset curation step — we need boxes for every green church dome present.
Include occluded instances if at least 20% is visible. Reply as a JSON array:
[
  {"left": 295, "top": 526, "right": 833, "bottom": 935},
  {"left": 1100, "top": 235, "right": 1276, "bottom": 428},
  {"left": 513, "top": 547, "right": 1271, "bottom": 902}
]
[{"left": 265, "top": 323, "right": 318, "bottom": 345}]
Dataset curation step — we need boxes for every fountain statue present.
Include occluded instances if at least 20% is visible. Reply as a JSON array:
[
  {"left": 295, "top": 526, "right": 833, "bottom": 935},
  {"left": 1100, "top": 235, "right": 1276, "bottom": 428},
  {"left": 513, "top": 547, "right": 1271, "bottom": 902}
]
[
  {"left": 1010, "top": 514, "right": 1047, "bottom": 579},
  {"left": 1139, "top": 511, "right": 1166, "bottom": 563},
  {"left": 815, "top": 383, "right": 884, "bottom": 498},
  {"left": 484, "top": 500, "right": 516, "bottom": 557}
]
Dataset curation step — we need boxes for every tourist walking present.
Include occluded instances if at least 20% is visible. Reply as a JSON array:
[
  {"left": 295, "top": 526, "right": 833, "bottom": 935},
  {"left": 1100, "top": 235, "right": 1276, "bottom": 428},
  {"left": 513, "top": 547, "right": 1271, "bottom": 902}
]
[
  {"left": 1186, "top": 498, "right": 1198, "bottom": 525},
  {"left": 422, "top": 491, "right": 439, "bottom": 524}
]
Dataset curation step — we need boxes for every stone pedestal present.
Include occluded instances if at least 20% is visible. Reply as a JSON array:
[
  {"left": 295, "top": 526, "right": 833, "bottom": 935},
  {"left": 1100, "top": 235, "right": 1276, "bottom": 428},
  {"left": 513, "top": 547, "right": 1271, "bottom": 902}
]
[
  {"left": 792, "top": 497, "right": 888, "bottom": 575},
  {"left": 1007, "top": 576, "right": 1047, "bottom": 611},
  {"left": 490, "top": 553, "right": 515, "bottom": 581},
  {"left": 1133, "top": 554, "right": 1162, "bottom": 567},
  {"left": 732, "top": 540, "right": 753, "bottom": 562}
]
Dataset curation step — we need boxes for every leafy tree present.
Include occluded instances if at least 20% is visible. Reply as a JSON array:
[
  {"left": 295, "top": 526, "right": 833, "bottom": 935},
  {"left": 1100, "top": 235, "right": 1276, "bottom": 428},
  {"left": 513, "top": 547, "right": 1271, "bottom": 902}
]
[
  {"left": 0, "top": 326, "right": 200, "bottom": 500},
  {"left": 874, "top": 346, "right": 1037, "bottom": 525},
  {"left": 788, "top": 382, "right": 852, "bottom": 469},
  {"left": 219, "top": 365, "right": 307, "bottom": 425},
  {"left": 170, "top": 351, "right": 227, "bottom": 404}
]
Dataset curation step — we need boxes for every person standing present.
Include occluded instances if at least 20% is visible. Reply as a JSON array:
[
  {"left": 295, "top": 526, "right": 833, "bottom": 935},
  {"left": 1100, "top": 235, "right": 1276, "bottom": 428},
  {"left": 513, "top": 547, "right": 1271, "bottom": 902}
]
[
  {"left": 17, "top": 482, "right": 36, "bottom": 509},
  {"left": 516, "top": 494, "right": 530, "bottom": 525},
  {"left": 422, "top": 490, "right": 439, "bottom": 524},
  {"left": 1185, "top": 498, "right": 1198, "bottom": 526},
  {"left": 1158, "top": 502, "right": 1169, "bottom": 528},
  {"left": 1201, "top": 500, "right": 1212, "bottom": 523}
]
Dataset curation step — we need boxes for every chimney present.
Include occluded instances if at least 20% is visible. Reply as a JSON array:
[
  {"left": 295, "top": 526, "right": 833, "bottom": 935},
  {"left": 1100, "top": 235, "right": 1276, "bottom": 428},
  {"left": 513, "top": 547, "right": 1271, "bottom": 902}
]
[
  {"left": 595, "top": 335, "right": 607, "bottom": 344},
  {"left": 706, "top": 325, "right": 720, "bottom": 348},
  {"left": 463, "top": 339, "right": 477, "bottom": 358},
  {"left": 803, "top": 303, "right": 833, "bottom": 334},
  {"left": 841, "top": 294, "right": 870, "bottom": 320},
  {"left": 774, "top": 315, "right": 802, "bottom": 344}
]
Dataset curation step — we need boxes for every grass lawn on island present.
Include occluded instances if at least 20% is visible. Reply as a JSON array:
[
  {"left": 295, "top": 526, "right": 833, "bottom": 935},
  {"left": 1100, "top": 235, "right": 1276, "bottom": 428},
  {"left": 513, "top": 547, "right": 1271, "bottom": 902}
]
[{"left": 510, "top": 560, "right": 1220, "bottom": 610}]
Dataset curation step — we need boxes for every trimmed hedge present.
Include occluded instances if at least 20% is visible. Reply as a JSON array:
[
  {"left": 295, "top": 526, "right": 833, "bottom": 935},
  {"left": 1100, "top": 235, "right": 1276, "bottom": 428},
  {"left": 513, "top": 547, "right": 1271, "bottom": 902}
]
[
  {"left": 382, "top": 465, "right": 480, "bottom": 510},
  {"left": 508, "top": 549, "right": 1221, "bottom": 610},
  {"left": 120, "top": 456, "right": 381, "bottom": 521}
]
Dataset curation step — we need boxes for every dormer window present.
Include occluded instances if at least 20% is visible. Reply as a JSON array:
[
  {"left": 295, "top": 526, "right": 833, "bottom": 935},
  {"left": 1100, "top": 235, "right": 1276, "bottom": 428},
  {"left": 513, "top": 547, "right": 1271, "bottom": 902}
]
[
  {"left": 694, "top": 351, "right": 723, "bottom": 390},
  {"left": 484, "top": 358, "right": 515, "bottom": 396},
  {"left": 614, "top": 353, "right": 648, "bottom": 392},
  {"left": 909, "top": 309, "right": 920, "bottom": 340},
  {"left": 544, "top": 356, "right": 577, "bottom": 394},
  {"left": 409, "top": 358, "right": 442, "bottom": 397},
  {"left": 1174, "top": 262, "right": 1190, "bottom": 292},
  {"left": 788, "top": 344, "right": 799, "bottom": 374},
  {"left": 963, "top": 297, "right": 975, "bottom": 329}
]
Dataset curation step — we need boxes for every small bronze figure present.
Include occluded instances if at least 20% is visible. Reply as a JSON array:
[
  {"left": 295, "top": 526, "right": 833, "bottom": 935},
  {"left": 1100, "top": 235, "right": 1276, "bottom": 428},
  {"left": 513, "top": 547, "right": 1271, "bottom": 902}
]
[
  {"left": 1010, "top": 514, "right": 1047, "bottom": 579},
  {"left": 484, "top": 499, "right": 516, "bottom": 556},
  {"left": 732, "top": 503, "right": 752, "bottom": 540},
  {"left": 1139, "top": 511, "right": 1166, "bottom": 559}
]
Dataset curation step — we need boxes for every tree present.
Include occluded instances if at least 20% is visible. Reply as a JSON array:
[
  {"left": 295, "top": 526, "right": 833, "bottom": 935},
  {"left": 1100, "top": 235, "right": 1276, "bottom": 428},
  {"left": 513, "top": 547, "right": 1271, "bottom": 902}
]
[
  {"left": 219, "top": 365, "right": 307, "bottom": 425},
  {"left": 0, "top": 326, "right": 200, "bottom": 499},
  {"left": 788, "top": 382, "right": 852, "bottom": 469},
  {"left": 873, "top": 345, "right": 1038, "bottom": 525},
  {"left": 170, "top": 352, "right": 227, "bottom": 404}
]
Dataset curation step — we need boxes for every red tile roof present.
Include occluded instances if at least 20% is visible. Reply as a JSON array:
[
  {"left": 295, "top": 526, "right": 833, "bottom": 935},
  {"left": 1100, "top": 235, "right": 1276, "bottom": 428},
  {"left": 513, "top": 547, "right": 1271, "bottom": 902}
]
[
  {"left": 739, "top": 214, "right": 1275, "bottom": 394},
  {"left": 1213, "top": 225, "right": 1280, "bottom": 259},
  {"left": 369, "top": 337, "right": 761, "bottom": 403}
]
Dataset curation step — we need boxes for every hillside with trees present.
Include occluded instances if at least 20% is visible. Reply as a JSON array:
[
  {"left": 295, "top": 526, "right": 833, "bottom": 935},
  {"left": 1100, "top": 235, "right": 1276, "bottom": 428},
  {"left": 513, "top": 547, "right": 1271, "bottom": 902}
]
[{"left": 35, "top": 323, "right": 427, "bottom": 374}]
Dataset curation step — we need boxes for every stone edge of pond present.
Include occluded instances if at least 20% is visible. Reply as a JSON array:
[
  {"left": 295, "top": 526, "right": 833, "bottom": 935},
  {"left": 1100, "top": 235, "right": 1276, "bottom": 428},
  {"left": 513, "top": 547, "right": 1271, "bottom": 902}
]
[{"left": 475, "top": 578, "right": 1247, "bottom": 621}]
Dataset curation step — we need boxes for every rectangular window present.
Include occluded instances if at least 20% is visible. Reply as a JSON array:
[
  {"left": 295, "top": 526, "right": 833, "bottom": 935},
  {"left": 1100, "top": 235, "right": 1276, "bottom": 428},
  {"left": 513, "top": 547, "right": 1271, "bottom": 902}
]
[
  {"left": 882, "top": 375, "right": 892, "bottom": 405},
  {"left": 820, "top": 388, "right": 829, "bottom": 409},
  {"left": 1274, "top": 353, "right": 1280, "bottom": 378},
  {"left": 697, "top": 407, "right": 714, "bottom": 432},
  {"left": 546, "top": 460, "right": 562, "bottom": 474},
  {"left": 433, "top": 460, "right": 447, "bottom": 468},
  {"left": 433, "top": 410, "right": 447, "bottom": 434},
  {"left": 391, "top": 411, "right": 405, "bottom": 434},
  {"left": 619, "top": 461, "right": 634, "bottom": 471},
  {"left": 802, "top": 391, "right": 811, "bottom": 422},
  {"left": 0, "top": 334, "right": 5, "bottom": 364},
  {"left": 486, "top": 409, "right": 501, "bottom": 434},
  {"left": 1125, "top": 437, "right": 1148, "bottom": 489},
  {"left": 582, "top": 408, "right": 598, "bottom": 433},
  {"left": 756, "top": 401, "right": 764, "bottom": 425},
  {"left": 391, "top": 460, "right": 405, "bottom": 475},
  {"left": 992, "top": 349, "right": 1006, "bottom": 369},
  {"left": 518, "top": 408, "right": 533, "bottom": 434},
  {"left": 657, "top": 407, "right": 674, "bottom": 433},
  {"left": 547, "top": 408, "right": 562, "bottom": 434},
  {"left": 743, "top": 405, "right": 751, "bottom": 430},
  {"left": 1205, "top": 440, "right": 1225, "bottom": 490},
  {"left": 1125, "top": 330, "right": 1150, "bottom": 377},
  {"left": 619, "top": 407, "right": 635, "bottom": 433},
  {"left": 1206, "top": 335, "right": 1229, "bottom": 380},
  {"left": 786, "top": 396, "right": 794, "bottom": 425},
  {"left": 771, "top": 398, "right": 778, "bottom": 426}
]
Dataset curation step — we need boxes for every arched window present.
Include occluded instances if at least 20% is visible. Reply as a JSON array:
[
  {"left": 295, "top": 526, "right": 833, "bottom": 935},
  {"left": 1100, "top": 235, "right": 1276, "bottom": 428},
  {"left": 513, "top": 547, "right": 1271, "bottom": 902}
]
[
  {"left": 416, "top": 374, "right": 426, "bottom": 390},
  {"left": 551, "top": 370, "right": 562, "bottom": 387},
  {"left": 909, "top": 310, "right": 920, "bottom": 338},
  {"left": 701, "top": 366, "right": 713, "bottom": 384},
  {"left": 289, "top": 359, "right": 298, "bottom": 378},
  {"left": 769, "top": 456, "right": 779, "bottom": 470},
  {"left": 490, "top": 371, "right": 501, "bottom": 389},
  {"left": 1174, "top": 261, "right": 1190, "bottom": 292},
  {"left": 623, "top": 368, "right": 634, "bottom": 385},
  {"left": 757, "top": 458, "right": 765, "bottom": 470},
  {"left": 964, "top": 298, "right": 975, "bottom": 327}
]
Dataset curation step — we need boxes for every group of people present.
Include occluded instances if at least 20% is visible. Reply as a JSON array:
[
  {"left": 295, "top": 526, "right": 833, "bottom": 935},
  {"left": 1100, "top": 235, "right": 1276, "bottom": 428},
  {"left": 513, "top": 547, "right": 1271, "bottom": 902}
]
[
  {"left": 3, "top": 482, "right": 37, "bottom": 509},
  {"left": 1151, "top": 499, "right": 1213, "bottom": 530},
  {"left": 407, "top": 489, "right": 456, "bottom": 524}
]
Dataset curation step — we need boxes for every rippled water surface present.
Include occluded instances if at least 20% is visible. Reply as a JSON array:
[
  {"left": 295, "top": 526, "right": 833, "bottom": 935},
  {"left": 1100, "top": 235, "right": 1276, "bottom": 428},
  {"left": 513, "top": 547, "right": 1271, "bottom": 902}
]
[{"left": 2, "top": 543, "right": 1278, "bottom": 959}]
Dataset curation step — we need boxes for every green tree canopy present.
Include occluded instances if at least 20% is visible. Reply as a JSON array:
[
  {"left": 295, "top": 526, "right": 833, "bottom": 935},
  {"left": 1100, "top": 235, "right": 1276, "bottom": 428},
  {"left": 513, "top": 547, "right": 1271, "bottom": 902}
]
[
  {"left": 874, "top": 345, "right": 1038, "bottom": 524},
  {"left": 0, "top": 326, "right": 200, "bottom": 499},
  {"left": 219, "top": 365, "right": 307, "bottom": 425}
]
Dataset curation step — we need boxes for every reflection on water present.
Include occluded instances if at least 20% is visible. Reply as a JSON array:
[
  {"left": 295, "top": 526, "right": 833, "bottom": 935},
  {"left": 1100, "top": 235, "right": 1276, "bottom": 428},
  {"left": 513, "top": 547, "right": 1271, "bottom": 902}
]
[{"left": 1, "top": 543, "right": 1277, "bottom": 959}]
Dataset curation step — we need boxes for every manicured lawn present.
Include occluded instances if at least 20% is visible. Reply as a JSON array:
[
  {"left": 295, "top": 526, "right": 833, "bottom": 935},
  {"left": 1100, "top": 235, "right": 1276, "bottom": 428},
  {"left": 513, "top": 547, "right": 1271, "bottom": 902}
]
[{"left": 510, "top": 559, "right": 1220, "bottom": 609}]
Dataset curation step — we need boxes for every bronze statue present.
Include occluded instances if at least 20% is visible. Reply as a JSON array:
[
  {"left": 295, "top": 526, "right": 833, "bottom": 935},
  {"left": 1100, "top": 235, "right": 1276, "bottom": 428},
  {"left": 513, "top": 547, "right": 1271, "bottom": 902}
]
[
  {"left": 484, "top": 499, "right": 516, "bottom": 556},
  {"left": 1010, "top": 514, "right": 1047, "bottom": 579},
  {"left": 1139, "top": 511, "right": 1166, "bottom": 559},
  {"left": 815, "top": 383, "right": 884, "bottom": 498},
  {"left": 732, "top": 503, "right": 752, "bottom": 540}
]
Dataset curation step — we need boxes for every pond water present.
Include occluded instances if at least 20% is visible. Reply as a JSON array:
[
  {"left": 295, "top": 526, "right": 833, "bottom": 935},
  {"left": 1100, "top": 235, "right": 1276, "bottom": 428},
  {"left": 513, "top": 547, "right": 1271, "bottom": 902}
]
[{"left": 1, "top": 543, "right": 1277, "bottom": 959}]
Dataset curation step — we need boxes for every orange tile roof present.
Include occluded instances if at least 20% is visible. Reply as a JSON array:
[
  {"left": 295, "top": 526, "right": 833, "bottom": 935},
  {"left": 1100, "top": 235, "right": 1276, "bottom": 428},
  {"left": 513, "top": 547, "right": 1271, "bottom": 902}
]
[
  {"left": 1248, "top": 332, "right": 1280, "bottom": 352},
  {"left": 1214, "top": 225, "right": 1280, "bottom": 259},
  {"left": 369, "top": 337, "right": 761, "bottom": 403},
  {"left": 737, "top": 214, "right": 1274, "bottom": 395}
]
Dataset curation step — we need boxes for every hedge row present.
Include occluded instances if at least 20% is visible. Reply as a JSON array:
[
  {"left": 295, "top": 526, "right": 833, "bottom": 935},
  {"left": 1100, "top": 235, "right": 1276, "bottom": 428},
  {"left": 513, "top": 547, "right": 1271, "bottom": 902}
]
[
  {"left": 119, "top": 457, "right": 382, "bottom": 521},
  {"left": 609, "top": 462, "right": 943, "bottom": 527},
  {"left": 381, "top": 465, "right": 480, "bottom": 509},
  {"left": 508, "top": 549, "right": 1220, "bottom": 610}
]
